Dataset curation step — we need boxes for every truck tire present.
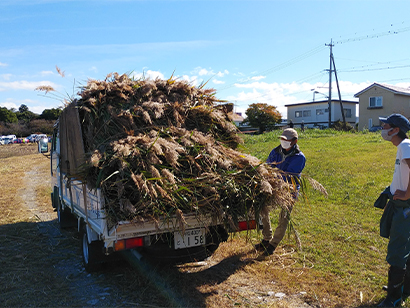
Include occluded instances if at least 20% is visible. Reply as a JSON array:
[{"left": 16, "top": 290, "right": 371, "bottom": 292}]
[
  {"left": 51, "top": 187, "right": 58, "bottom": 209},
  {"left": 81, "top": 225, "right": 104, "bottom": 272},
  {"left": 55, "top": 192, "right": 76, "bottom": 229}
]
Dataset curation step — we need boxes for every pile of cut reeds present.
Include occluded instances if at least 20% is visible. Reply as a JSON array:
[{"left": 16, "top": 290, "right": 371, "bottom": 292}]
[{"left": 74, "top": 73, "right": 294, "bottom": 226}]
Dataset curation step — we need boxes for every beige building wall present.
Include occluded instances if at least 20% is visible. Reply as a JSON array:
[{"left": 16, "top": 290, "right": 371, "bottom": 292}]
[{"left": 358, "top": 86, "right": 410, "bottom": 130}]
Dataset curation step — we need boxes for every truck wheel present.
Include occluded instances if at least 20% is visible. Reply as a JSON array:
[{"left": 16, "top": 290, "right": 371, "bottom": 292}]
[
  {"left": 51, "top": 187, "right": 58, "bottom": 209},
  {"left": 56, "top": 196, "right": 76, "bottom": 229},
  {"left": 81, "top": 225, "right": 104, "bottom": 272}
]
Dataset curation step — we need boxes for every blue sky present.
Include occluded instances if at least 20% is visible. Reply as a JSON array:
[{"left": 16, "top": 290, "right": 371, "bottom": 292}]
[{"left": 1, "top": 0, "right": 410, "bottom": 118}]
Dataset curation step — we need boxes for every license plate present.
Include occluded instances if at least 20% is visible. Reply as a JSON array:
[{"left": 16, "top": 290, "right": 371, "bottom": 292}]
[{"left": 174, "top": 228, "right": 206, "bottom": 249}]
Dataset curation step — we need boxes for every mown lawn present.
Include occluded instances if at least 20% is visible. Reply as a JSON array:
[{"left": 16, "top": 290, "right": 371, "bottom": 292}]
[{"left": 240, "top": 129, "right": 404, "bottom": 307}]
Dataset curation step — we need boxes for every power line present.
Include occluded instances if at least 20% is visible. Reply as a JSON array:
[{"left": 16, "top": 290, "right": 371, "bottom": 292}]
[
  {"left": 220, "top": 21, "right": 410, "bottom": 109},
  {"left": 334, "top": 24, "right": 410, "bottom": 45},
  {"left": 333, "top": 60, "right": 410, "bottom": 73},
  {"left": 335, "top": 57, "right": 410, "bottom": 64},
  {"left": 379, "top": 77, "right": 410, "bottom": 83},
  {"left": 340, "top": 64, "right": 410, "bottom": 73},
  {"left": 217, "top": 44, "right": 327, "bottom": 92}
]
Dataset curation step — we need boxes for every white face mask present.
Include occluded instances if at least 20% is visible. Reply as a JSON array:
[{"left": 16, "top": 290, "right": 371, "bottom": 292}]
[
  {"left": 381, "top": 128, "right": 398, "bottom": 141},
  {"left": 280, "top": 139, "right": 292, "bottom": 149}
]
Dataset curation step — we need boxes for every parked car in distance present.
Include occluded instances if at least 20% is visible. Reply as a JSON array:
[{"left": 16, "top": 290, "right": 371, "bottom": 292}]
[
  {"left": 15, "top": 137, "right": 29, "bottom": 143},
  {"left": 26, "top": 134, "right": 38, "bottom": 143},
  {"left": 3, "top": 137, "right": 15, "bottom": 144},
  {"left": 369, "top": 126, "right": 382, "bottom": 132},
  {"left": 35, "top": 134, "right": 47, "bottom": 142}
]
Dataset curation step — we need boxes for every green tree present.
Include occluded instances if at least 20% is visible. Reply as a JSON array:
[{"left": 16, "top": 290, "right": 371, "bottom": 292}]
[
  {"left": 245, "top": 103, "right": 281, "bottom": 134},
  {"left": 16, "top": 104, "right": 37, "bottom": 123},
  {"left": 18, "top": 104, "right": 29, "bottom": 113},
  {"left": 0, "top": 107, "right": 18, "bottom": 123},
  {"left": 39, "top": 108, "right": 62, "bottom": 121}
]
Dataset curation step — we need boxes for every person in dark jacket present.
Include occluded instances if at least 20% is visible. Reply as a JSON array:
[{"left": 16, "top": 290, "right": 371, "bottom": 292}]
[
  {"left": 255, "top": 128, "right": 306, "bottom": 255},
  {"left": 376, "top": 114, "right": 410, "bottom": 307}
]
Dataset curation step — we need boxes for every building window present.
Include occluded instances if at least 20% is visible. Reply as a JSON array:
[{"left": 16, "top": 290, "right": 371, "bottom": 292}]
[
  {"left": 344, "top": 109, "right": 352, "bottom": 118},
  {"left": 369, "top": 96, "right": 383, "bottom": 108},
  {"left": 295, "top": 111, "right": 302, "bottom": 118},
  {"left": 303, "top": 110, "right": 311, "bottom": 117},
  {"left": 316, "top": 109, "right": 325, "bottom": 115}
]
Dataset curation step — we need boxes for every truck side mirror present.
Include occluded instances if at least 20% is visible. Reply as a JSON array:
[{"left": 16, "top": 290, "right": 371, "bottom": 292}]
[{"left": 38, "top": 137, "right": 49, "bottom": 153}]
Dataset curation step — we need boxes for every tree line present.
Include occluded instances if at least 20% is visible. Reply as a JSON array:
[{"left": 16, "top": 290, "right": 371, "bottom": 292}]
[
  {"left": 0, "top": 104, "right": 62, "bottom": 137},
  {"left": 0, "top": 102, "right": 283, "bottom": 137}
]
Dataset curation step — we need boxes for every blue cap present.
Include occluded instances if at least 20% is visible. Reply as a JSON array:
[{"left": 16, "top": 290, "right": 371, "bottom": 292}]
[{"left": 379, "top": 114, "right": 410, "bottom": 133}]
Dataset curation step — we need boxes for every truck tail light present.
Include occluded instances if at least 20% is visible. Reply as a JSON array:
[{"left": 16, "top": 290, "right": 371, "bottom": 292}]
[
  {"left": 237, "top": 220, "right": 257, "bottom": 231},
  {"left": 114, "top": 237, "right": 144, "bottom": 251}
]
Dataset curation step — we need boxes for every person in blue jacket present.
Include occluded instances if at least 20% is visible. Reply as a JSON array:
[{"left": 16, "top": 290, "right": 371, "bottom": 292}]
[
  {"left": 375, "top": 114, "right": 410, "bottom": 307},
  {"left": 255, "top": 128, "right": 306, "bottom": 255}
]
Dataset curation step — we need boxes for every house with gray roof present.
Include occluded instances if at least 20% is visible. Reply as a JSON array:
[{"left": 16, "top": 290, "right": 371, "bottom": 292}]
[{"left": 354, "top": 83, "right": 410, "bottom": 130}]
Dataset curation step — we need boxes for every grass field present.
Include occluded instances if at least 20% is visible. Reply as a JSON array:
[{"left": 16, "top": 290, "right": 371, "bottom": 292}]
[
  {"left": 240, "top": 128, "right": 400, "bottom": 307},
  {"left": 0, "top": 132, "right": 406, "bottom": 307}
]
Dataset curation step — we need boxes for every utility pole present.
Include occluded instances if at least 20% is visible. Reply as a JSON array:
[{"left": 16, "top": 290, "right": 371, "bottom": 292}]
[
  {"left": 332, "top": 56, "right": 346, "bottom": 124},
  {"left": 325, "top": 39, "right": 346, "bottom": 127},
  {"left": 325, "top": 40, "right": 333, "bottom": 128}
]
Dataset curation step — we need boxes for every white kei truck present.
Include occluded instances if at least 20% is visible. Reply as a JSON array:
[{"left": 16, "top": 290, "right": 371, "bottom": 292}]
[{"left": 41, "top": 103, "right": 257, "bottom": 271}]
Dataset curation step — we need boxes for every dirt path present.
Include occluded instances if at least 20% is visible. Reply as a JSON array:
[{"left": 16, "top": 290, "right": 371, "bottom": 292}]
[
  {"left": 2, "top": 154, "right": 316, "bottom": 307},
  {"left": 21, "top": 166, "right": 55, "bottom": 222},
  {"left": 17, "top": 164, "right": 129, "bottom": 306},
  {"left": 8, "top": 159, "right": 170, "bottom": 307}
]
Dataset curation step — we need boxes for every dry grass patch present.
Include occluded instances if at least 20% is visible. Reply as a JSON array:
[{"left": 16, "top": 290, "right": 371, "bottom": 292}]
[
  {"left": 0, "top": 143, "right": 38, "bottom": 159},
  {"left": 0, "top": 148, "right": 173, "bottom": 307},
  {"left": 0, "top": 156, "right": 34, "bottom": 224},
  {"left": 0, "top": 144, "right": 46, "bottom": 224}
]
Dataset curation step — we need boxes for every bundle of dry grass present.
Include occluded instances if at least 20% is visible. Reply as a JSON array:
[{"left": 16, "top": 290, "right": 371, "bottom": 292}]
[{"left": 73, "top": 73, "right": 294, "bottom": 226}]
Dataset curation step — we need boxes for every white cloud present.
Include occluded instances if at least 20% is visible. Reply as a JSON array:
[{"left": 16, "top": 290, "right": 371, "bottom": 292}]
[
  {"left": 0, "top": 62, "right": 7, "bottom": 67},
  {"left": 40, "top": 70, "right": 54, "bottom": 76},
  {"left": 227, "top": 86, "right": 297, "bottom": 117},
  {"left": 225, "top": 79, "right": 370, "bottom": 118},
  {"left": 0, "top": 74, "right": 12, "bottom": 81},
  {"left": 0, "top": 80, "right": 58, "bottom": 92},
  {"left": 331, "top": 81, "right": 371, "bottom": 96},
  {"left": 212, "top": 79, "right": 225, "bottom": 85},
  {"left": 0, "top": 97, "right": 62, "bottom": 114},
  {"left": 216, "top": 70, "right": 229, "bottom": 77},
  {"left": 89, "top": 66, "right": 98, "bottom": 73},
  {"left": 131, "top": 70, "right": 165, "bottom": 80},
  {"left": 0, "top": 101, "right": 18, "bottom": 110},
  {"left": 181, "top": 74, "right": 199, "bottom": 86},
  {"left": 194, "top": 67, "right": 229, "bottom": 78},
  {"left": 198, "top": 68, "right": 209, "bottom": 76},
  {"left": 251, "top": 76, "right": 265, "bottom": 81},
  {"left": 30, "top": 104, "right": 59, "bottom": 114},
  {"left": 395, "top": 82, "right": 410, "bottom": 89}
]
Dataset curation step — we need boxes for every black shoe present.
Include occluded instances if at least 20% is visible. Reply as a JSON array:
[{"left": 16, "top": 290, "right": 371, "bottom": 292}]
[
  {"left": 382, "top": 285, "right": 410, "bottom": 303},
  {"left": 254, "top": 240, "right": 269, "bottom": 251},
  {"left": 263, "top": 244, "right": 277, "bottom": 256},
  {"left": 377, "top": 296, "right": 402, "bottom": 307}
]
